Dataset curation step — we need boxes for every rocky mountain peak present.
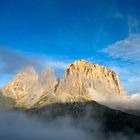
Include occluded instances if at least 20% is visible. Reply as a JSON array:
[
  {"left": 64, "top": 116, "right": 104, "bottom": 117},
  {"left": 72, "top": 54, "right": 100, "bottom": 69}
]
[
  {"left": 2, "top": 66, "right": 39, "bottom": 100},
  {"left": 2, "top": 67, "right": 58, "bottom": 107},
  {"left": 1, "top": 60, "right": 127, "bottom": 108},
  {"left": 65, "top": 59, "right": 114, "bottom": 78},
  {"left": 20, "top": 67, "right": 58, "bottom": 108},
  {"left": 40, "top": 67, "right": 57, "bottom": 81},
  {"left": 60, "top": 60, "right": 126, "bottom": 102},
  {"left": 20, "top": 65, "right": 38, "bottom": 76},
  {"left": 39, "top": 68, "right": 58, "bottom": 92}
]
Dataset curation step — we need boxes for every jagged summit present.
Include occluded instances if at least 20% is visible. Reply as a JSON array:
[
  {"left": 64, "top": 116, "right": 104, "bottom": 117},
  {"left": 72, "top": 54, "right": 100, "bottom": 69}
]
[
  {"left": 64, "top": 59, "right": 124, "bottom": 95},
  {"left": 1, "top": 60, "right": 127, "bottom": 108},
  {"left": 20, "top": 65, "right": 38, "bottom": 76},
  {"left": 66, "top": 59, "right": 113, "bottom": 75},
  {"left": 19, "top": 67, "right": 58, "bottom": 108},
  {"left": 2, "top": 66, "right": 38, "bottom": 100},
  {"left": 65, "top": 59, "right": 113, "bottom": 77},
  {"left": 40, "top": 67, "right": 57, "bottom": 81}
]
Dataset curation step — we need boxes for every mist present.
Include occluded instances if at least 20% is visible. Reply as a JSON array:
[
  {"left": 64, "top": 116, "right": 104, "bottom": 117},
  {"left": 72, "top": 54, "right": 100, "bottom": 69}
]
[
  {"left": 0, "top": 110, "right": 92, "bottom": 140},
  {"left": 0, "top": 46, "right": 68, "bottom": 88},
  {"left": 0, "top": 47, "right": 40, "bottom": 74},
  {"left": 0, "top": 108, "right": 140, "bottom": 140}
]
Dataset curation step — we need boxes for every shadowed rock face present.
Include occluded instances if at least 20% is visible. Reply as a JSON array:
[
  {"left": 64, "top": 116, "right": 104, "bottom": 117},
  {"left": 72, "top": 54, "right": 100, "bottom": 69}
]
[{"left": 1, "top": 60, "right": 127, "bottom": 108}]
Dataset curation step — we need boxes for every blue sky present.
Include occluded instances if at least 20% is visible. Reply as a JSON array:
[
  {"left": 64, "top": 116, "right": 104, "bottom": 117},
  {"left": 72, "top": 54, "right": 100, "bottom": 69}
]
[{"left": 0, "top": 0, "right": 140, "bottom": 94}]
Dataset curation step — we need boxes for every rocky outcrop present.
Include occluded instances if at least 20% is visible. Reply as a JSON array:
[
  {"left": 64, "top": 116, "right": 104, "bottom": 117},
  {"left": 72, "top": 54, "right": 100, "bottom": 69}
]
[
  {"left": 21, "top": 68, "right": 58, "bottom": 108},
  {"left": 55, "top": 60, "right": 126, "bottom": 103},
  {"left": 1, "top": 59, "right": 127, "bottom": 108},
  {"left": 2, "top": 66, "right": 38, "bottom": 100},
  {"left": 65, "top": 60, "right": 123, "bottom": 94},
  {"left": 2, "top": 67, "right": 58, "bottom": 108}
]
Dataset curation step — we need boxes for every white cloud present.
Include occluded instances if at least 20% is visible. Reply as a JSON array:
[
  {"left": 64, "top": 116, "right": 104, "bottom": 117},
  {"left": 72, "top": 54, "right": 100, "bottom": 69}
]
[
  {"left": 128, "top": 17, "right": 140, "bottom": 33},
  {"left": 128, "top": 93, "right": 140, "bottom": 109},
  {"left": 0, "top": 47, "right": 70, "bottom": 74},
  {"left": 100, "top": 14, "right": 140, "bottom": 95},
  {"left": 40, "top": 55, "right": 69, "bottom": 70},
  {"left": 102, "top": 34, "right": 140, "bottom": 62},
  {"left": 0, "top": 47, "right": 71, "bottom": 88}
]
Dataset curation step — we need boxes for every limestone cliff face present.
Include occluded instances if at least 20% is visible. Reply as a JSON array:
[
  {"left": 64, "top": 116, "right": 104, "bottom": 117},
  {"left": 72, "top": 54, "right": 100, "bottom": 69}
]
[
  {"left": 2, "top": 67, "right": 58, "bottom": 107},
  {"left": 2, "top": 66, "right": 38, "bottom": 100},
  {"left": 55, "top": 60, "right": 126, "bottom": 103},
  {"left": 1, "top": 60, "right": 127, "bottom": 108},
  {"left": 21, "top": 68, "right": 58, "bottom": 108}
]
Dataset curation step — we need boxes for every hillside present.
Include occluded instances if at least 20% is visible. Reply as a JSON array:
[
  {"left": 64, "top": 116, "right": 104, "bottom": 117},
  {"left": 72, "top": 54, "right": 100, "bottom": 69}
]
[{"left": 25, "top": 101, "right": 140, "bottom": 137}]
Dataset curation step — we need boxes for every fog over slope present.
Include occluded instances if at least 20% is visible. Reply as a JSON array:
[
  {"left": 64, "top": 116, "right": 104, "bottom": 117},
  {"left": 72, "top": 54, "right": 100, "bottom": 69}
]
[
  {"left": 0, "top": 111, "right": 89, "bottom": 140},
  {"left": 0, "top": 107, "right": 140, "bottom": 140}
]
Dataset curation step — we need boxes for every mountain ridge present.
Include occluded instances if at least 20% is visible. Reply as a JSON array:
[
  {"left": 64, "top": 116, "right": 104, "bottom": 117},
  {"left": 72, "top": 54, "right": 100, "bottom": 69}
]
[{"left": 1, "top": 59, "right": 128, "bottom": 109}]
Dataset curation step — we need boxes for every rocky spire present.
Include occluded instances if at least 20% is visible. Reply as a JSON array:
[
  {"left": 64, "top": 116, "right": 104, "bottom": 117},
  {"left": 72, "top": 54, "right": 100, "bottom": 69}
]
[
  {"left": 22, "top": 68, "right": 58, "bottom": 108},
  {"left": 2, "top": 66, "right": 38, "bottom": 100}
]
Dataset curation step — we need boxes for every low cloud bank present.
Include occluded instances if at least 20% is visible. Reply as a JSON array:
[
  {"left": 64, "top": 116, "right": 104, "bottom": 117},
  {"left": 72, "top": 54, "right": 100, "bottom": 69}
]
[
  {"left": 87, "top": 87, "right": 140, "bottom": 113},
  {"left": 0, "top": 111, "right": 89, "bottom": 140},
  {"left": 0, "top": 109, "right": 140, "bottom": 140},
  {"left": 0, "top": 46, "right": 69, "bottom": 88},
  {"left": 0, "top": 46, "right": 68, "bottom": 74}
]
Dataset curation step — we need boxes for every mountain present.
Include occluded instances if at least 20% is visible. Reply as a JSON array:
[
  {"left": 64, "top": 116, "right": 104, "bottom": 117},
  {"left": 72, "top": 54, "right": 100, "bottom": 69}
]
[
  {"left": 55, "top": 60, "right": 127, "bottom": 104},
  {"left": 1, "top": 60, "right": 128, "bottom": 108},
  {"left": 25, "top": 101, "right": 140, "bottom": 137},
  {"left": 1, "top": 60, "right": 140, "bottom": 139},
  {"left": 1, "top": 66, "right": 58, "bottom": 108},
  {"left": 20, "top": 68, "right": 58, "bottom": 108},
  {"left": 2, "top": 66, "right": 38, "bottom": 100}
]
